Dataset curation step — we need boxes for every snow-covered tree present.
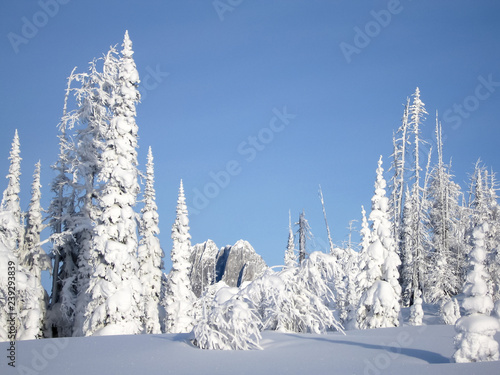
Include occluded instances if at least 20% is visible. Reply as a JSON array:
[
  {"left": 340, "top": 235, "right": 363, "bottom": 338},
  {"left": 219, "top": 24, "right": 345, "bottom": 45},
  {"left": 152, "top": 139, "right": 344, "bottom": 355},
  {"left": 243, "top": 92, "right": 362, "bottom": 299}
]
[
  {"left": 453, "top": 222, "right": 500, "bottom": 362},
  {"left": 243, "top": 253, "right": 343, "bottom": 334},
  {"left": 408, "top": 289, "right": 423, "bottom": 326},
  {"left": 164, "top": 180, "right": 196, "bottom": 333},
  {"left": 192, "top": 287, "right": 262, "bottom": 350},
  {"left": 484, "top": 170, "right": 500, "bottom": 301},
  {"left": 138, "top": 147, "right": 163, "bottom": 334},
  {"left": 425, "top": 118, "right": 463, "bottom": 303},
  {"left": 1, "top": 130, "right": 23, "bottom": 244},
  {"left": 389, "top": 98, "right": 410, "bottom": 254},
  {"left": 0, "top": 132, "right": 23, "bottom": 341},
  {"left": 46, "top": 70, "right": 80, "bottom": 338},
  {"left": 18, "top": 162, "right": 51, "bottom": 340},
  {"left": 343, "top": 246, "right": 360, "bottom": 329},
  {"left": 400, "top": 187, "right": 413, "bottom": 306},
  {"left": 356, "top": 156, "right": 401, "bottom": 329},
  {"left": 0, "top": 209, "right": 18, "bottom": 342},
  {"left": 440, "top": 297, "right": 461, "bottom": 325},
  {"left": 296, "top": 210, "right": 311, "bottom": 264},
  {"left": 284, "top": 210, "right": 297, "bottom": 268},
  {"left": 72, "top": 54, "right": 111, "bottom": 336},
  {"left": 400, "top": 88, "right": 429, "bottom": 309},
  {"left": 82, "top": 31, "right": 143, "bottom": 336}
]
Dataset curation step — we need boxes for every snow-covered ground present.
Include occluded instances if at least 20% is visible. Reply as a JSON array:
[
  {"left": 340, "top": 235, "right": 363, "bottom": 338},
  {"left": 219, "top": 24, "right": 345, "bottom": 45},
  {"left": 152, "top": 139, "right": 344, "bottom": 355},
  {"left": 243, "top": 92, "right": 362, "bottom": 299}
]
[{"left": 3, "top": 323, "right": 499, "bottom": 375}]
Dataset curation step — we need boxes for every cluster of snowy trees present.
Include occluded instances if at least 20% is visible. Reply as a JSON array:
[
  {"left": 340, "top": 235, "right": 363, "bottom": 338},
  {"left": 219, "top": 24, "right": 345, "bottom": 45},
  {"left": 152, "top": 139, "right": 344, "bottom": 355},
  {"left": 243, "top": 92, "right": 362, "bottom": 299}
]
[
  {"left": 0, "top": 33, "right": 499, "bottom": 362},
  {"left": 0, "top": 32, "right": 165, "bottom": 340}
]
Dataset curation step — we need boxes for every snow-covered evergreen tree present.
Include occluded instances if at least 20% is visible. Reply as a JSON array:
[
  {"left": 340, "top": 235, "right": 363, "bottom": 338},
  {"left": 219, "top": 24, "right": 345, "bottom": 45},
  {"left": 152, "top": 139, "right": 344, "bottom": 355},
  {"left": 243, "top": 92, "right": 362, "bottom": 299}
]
[
  {"left": 0, "top": 132, "right": 23, "bottom": 341},
  {"left": 296, "top": 210, "right": 311, "bottom": 264},
  {"left": 82, "top": 31, "right": 143, "bottom": 336},
  {"left": 408, "top": 289, "right": 423, "bottom": 326},
  {"left": 46, "top": 70, "right": 80, "bottom": 338},
  {"left": 454, "top": 222, "right": 500, "bottom": 362},
  {"left": 192, "top": 288, "right": 262, "bottom": 350},
  {"left": 343, "top": 246, "right": 360, "bottom": 329},
  {"left": 1, "top": 130, "right": 23, "bottom": 244},
  {"left": 18, "top": 162, "right": 51, "bottom": 340},
  {"left": 440, "top": 297, "right": 461, "bottom": 325},
  {"left": 400, "top": 187, "right": 413, "bottom": 306},
  {"left": 356, "top": 156, "right": 401, "bottom": 329},
  {"left": 425, "top": 118, "right": 463, "bottom": 303},
  {"left": 401, "top": 88, "right": 428, "bottom": 309},
  {"left": 466, "top": 163, "right": 500, "bottom": 299},
  {"left": 0, "top": 209, "right": 18, "bottom": 342},
  {"left": 284, "top": 210, "right": 297, "bottom": 268},
  {"left": 389, "top": 98, "right": 410, "bottom": 254},
  {"left": 138, "top": 147, "right": 163, "bottom": 334},
  {"left": 164, "top": 180, "right": 196, "bottom": 333},
  {"left": 243, "top": 253, "right": 343, "bottom": 334},
  {"left": 72, "top": 55, "right": 111, "bottom": 336},
  {"left": 484, "top": 170, "right": 500, "bottom": 301}
]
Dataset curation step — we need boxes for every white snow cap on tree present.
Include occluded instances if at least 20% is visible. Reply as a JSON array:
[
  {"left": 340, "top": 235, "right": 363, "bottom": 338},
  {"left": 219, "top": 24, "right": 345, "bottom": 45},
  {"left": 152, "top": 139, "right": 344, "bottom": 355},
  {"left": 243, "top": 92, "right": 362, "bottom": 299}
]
[
  {"left": 454, "top": 222, "right": 500, "bottom": 363},
  {"left": 164, "top": 180, "right": 196, "bottom": 333}
]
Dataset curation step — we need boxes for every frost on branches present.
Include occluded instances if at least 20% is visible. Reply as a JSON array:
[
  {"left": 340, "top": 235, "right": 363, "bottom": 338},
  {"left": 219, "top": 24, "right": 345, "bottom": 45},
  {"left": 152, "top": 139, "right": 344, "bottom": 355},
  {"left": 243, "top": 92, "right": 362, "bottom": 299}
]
[
  {"left": 356, "top": 156, "right": 401, "bottom": 330},
  {"left": 453, "top": 222, "right": 500, "bottom": 363},
  {"left": 164, "top": 180, "right": 196, "bottom": 333}
]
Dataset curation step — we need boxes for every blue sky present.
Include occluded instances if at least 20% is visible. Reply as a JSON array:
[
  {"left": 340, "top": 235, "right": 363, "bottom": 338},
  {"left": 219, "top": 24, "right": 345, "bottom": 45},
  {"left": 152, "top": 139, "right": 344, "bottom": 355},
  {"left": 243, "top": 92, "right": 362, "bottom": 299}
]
[{"left": 1, "top": 0, "right": 499, "bottom": 274}]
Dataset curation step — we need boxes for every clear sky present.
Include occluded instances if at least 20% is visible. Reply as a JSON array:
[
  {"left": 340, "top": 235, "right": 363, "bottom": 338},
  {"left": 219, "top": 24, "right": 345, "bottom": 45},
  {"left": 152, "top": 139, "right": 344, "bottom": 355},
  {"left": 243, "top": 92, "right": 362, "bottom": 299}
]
[{"left": 0, "top": 1, "right": 499, "bottom": 274}]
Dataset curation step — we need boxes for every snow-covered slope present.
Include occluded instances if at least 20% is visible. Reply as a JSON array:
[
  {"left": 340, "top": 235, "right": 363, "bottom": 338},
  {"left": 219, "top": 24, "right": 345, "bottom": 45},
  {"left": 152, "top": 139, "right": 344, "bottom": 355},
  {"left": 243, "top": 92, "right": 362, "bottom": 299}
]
[{"left": 3, "top": 325, "right": 499, "bottom": 375}]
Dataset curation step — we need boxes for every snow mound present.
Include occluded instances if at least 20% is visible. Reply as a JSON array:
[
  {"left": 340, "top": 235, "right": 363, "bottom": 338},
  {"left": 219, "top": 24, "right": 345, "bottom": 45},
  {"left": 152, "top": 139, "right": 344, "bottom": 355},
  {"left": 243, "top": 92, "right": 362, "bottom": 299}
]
[{"left": 455, "top": 314, "right": 500, "bottom": 335}]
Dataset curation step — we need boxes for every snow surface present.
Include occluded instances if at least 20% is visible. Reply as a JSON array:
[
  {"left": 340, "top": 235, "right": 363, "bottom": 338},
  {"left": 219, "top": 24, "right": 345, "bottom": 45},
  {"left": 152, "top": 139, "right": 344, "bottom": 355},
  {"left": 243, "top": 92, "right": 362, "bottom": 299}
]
[{"left": 3, "top": 324, "right": 499, "bottom": 374}]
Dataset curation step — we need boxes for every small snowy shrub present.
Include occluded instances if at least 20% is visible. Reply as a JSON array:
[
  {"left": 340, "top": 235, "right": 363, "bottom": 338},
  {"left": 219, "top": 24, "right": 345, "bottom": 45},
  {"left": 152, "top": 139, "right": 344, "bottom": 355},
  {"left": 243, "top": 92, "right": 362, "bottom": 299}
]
[
  {"left": 192, "top": 289, "right": 262, "bottom": 350},
  {"left": 356, "top": 280, "right": 400, "bottom": 330},
  {"left": 440, "top": 298, "right": 461, "bottom": 325},
  {"left": 453, "top": 223, "right": 500, "bottom": 363},
  {"left": 454, "top": 315, "right": 500, "bottom": 363},
  {"left": 250, "top": 255, "right": 343, "bottom": 334},
  {"left": 409, "top": 290, "right": 423, "bottom": 326}
]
